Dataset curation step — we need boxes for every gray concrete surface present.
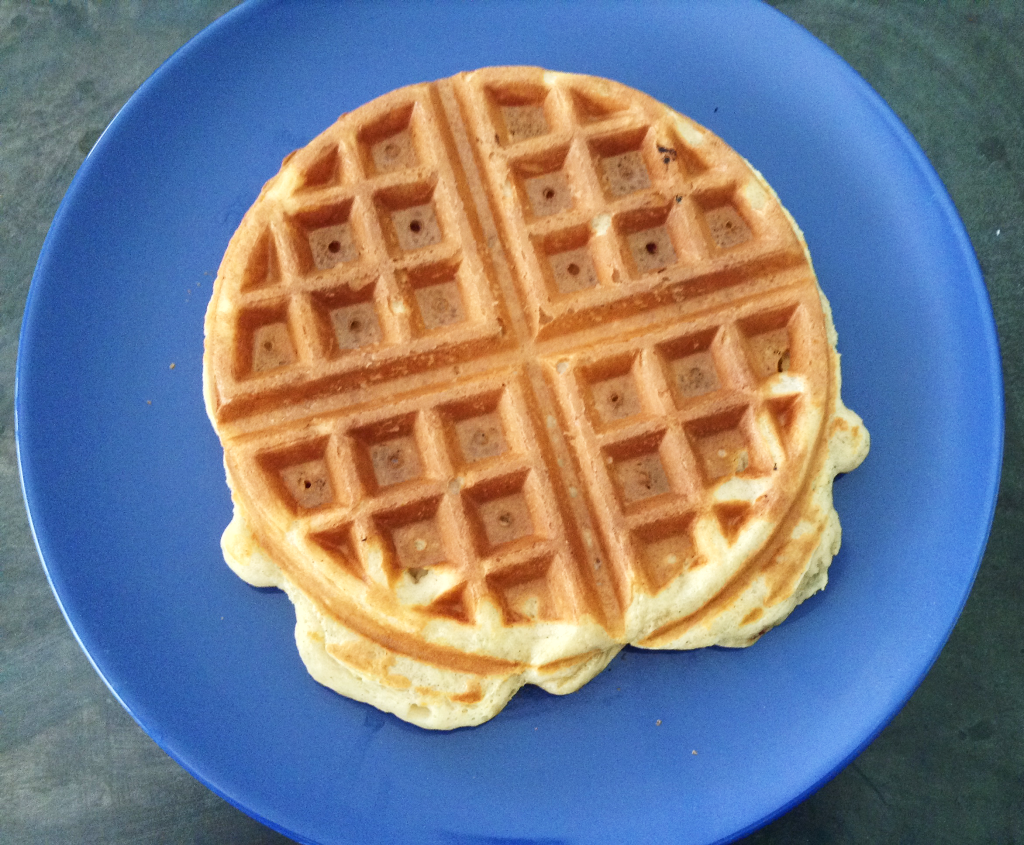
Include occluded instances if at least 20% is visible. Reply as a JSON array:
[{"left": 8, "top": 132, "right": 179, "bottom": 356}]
[{"left": 2, "top": 2, "right": 1021, "bottom": 843}]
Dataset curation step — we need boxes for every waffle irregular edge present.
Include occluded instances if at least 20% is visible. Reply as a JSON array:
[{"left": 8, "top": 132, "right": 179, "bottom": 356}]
[{"left": 204, "top": 67, "right": 869, "bottom": 730}]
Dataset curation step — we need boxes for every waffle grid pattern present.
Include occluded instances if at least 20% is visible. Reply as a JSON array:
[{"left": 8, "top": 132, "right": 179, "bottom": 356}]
[{"left": 210, "top": 70, "right": 827, "bottom": 637}]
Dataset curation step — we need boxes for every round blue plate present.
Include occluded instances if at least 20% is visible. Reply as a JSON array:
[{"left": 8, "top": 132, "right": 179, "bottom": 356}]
[{"left": 16, "top": 2, "right": 1003, "bottom": 843}]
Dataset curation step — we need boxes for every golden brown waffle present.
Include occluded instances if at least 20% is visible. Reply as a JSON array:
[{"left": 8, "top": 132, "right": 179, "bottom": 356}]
[{"left": 203, "top": 67, "right": 869, "bottom": 729}]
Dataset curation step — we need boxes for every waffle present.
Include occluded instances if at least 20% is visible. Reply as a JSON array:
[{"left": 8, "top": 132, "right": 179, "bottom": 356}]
[{"left": 203, "top": 67, "right": 869, "bottom": 729}]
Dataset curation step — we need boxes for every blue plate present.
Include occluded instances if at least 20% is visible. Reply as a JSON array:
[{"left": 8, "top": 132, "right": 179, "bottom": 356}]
[{"left": 16, "top": 1, "right": 1003, "bottom": 843}]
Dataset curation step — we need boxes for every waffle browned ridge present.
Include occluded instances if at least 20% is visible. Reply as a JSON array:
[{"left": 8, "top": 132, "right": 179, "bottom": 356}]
[{"left": 203, "top": 67, "right": 868, "bottom": 728}]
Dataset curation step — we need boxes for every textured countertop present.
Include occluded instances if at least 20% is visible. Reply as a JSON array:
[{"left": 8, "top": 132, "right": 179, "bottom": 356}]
[{"left": 2, "top": 2, "right": 1021, "bottom": 843}]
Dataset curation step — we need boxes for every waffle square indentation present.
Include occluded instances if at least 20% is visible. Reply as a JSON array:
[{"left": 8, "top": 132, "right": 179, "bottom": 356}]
[
  {"left": 605, "top": 432, "right": 673, "bottom": 507},
  {"left": 633, "top": 516, "right": 697, "bottom": 592},
  {"left": 740, "top": 307, "right": 797, "bottom": 380},
  {"left": 390, "top": 517, "right": 448, "bottom": 569},
  {"left": 357, "top": 103, "right": 420, "bottom": 176},
  {"left": 414, "top": 280, "right": 464, "bottom": 329},
  {"left": 614, "top": 453, "right": 670, "bottom": 503},
  {"left": 391, "top": 203, "right": 442, "bottom": 252},
  {"left": 687, "top": 408, "right": 754, "bottom": 482},
  {"left": 351, "top": 414, "right": 425, "bottom": 493},
  {"left": 626, "top": 225, "right": 676, "bottom": 273},
  {"left": 372, "top": 128, "right": 418, "bottom": 173},
  {"left": 251, "top": 322, "right": 296, "bottom": 373},
  {"left": 767, "top": 395, "right": 801, "bottom": 453},
  {"left": 289, "top": 199, "right": 361, "bottom": 273},
  {"left": 375, "top": 182, "right": 444, "bottom": 258},
  {"left": 601, "top": 151, "right": 650, "bottom": 197},
  {"left": 659, "top": 329, "right": 722, "bottom": 406},
  {"left": 258, "top": 437, "right": 336, "bottom": 513},
  {"left": 592, "top": 373, "right": 641, "bottom": 423},
  {"left": 240, "top": 228, "right": 282, "bottom": 291},
  {"left": 279, "top": 458, "right": 333, "bottom": 510},
  {"left": 477, "top": 492, "right": 534, "bottom": 548},
  {"left": 539, "top": 226, "right": 599, "bottom": 296},
  {"left": 464, "top": 471, "right": 541, "bottom": 555},
  {"left": 439, "top": 388, "right": 514, "bottom": 469},
  {"left": 454, "top": 412, "right": 507, "bottom": 463},
  {"left": 502, "top": 105, "right": 548, "bottom": 141},
  {"left": 310, "top": 282, "right": 384, "bottom": 356},
  {"left": 402, "top": 259, "right": 468, "bottom": 334},
  {"left": 486, "top": 555, "right": 562, "bottom": 623},
  {"left": 237, "top": 302, "right": 296, "bottom": 377},
  {"left": 422, "top": 583, "right": 472, "bottom": 622},
  {"left": 369, "top": 436, "right": 422, "bottom": 487},
  {"left": 704, "top": 205, "right": 752, "bottom": 250},
  {"left": 512, "top": 146, "right": 574, "bottom": 219},
  {"left": 309, "top": 223, "right": 359, "bottom": 269},
  {"left": 330, "top": 302, "right": 383, "bottom": 350},
  {"left": 577, "top": 354, "right": 644, "bottom": 428},
  {"left": 484, "top": 82, "right": 552, "bottom": 146},
  {"left": 671, "top": 350, "right": 719, "bottom": 398},
  {"left": 297, "top": 143, "right": 342, "bottom": 191},
  {"left": 310, "top": 523, "right": 365, "bottom": 582},
  {"left": 373, "top": 498, "right": 453, "bottom": 580},
  {"left": 616, "top": 205, "right": 679, "bottom": 277},
  {"left": 549, "top": 246, "right": 598, "bottom": 294},
  {"left": 715, "top": 501, "right": 753, "bottom": 543},
  {"left": 568, "top": 86, "right": 628, "bottom": 124},
  {"left": 590, "top": 127, "right": 651, "bottom": 198},
  {"left": 524, "top": 171, "right": 573, "bottom": 217}
]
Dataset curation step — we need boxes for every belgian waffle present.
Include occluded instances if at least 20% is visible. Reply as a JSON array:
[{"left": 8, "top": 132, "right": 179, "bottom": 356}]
[{"left": 203, "top": 67, "right": 869, "bottom": 729}]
